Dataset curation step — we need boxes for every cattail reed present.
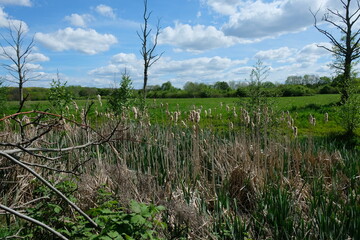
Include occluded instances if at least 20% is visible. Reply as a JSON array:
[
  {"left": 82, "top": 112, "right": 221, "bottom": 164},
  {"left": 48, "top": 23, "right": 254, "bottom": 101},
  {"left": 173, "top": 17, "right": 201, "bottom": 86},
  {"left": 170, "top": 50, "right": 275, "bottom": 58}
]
[
  {"left": 293, "top": 126, "right": 298, "bottom": 137},
  {"left": 174, "top": 112, "right": 179, "bottom": 122},
  {"left": 73, "top": 101, "right": 79, "bottom": 112},
  {"left": 195, "top": 111, "right": 201, "bottom": 123},
  {"left": 132, "top": 106, "right": 138, "bottom": 119},
  {"left": 324, "top": 112, "right": 329, "bottom": 122},
  {"left": 97, "top": 94, "right": 102, "bottom": 106}
]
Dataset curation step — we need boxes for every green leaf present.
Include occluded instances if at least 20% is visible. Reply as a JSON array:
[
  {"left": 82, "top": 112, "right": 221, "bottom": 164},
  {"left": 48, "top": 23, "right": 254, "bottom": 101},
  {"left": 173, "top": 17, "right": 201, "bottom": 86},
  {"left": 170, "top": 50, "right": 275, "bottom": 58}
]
[
  {"left": 99, "top": 236, "right": 112, "bottom": 240},
  {"left": 130, "top": 201, "right": 141, "bottom": 214},
  {"left": 130, "top": 215, "right": 146, "bottom": 225},
  {"left": 54, "top": 205, "right": 62, "bottom": 214}
]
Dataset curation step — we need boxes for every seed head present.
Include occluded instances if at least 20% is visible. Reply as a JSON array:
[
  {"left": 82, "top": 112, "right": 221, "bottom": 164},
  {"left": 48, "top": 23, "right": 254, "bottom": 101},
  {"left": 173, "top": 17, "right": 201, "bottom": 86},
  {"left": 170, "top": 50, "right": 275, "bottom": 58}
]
[{"left": 97, "top": 94, "right": 102, "bottom": 106}]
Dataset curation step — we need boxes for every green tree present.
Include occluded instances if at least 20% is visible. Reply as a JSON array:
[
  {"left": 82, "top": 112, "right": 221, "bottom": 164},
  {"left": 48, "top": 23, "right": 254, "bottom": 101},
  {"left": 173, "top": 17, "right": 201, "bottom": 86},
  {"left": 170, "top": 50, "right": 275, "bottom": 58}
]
[
  {"left": 214, "top": 81, "right": 230, "bottom": 91},
  {"left": 337, "top": 87, "right": 360, "bottom": 135},
  {"left": 108, "top": 72, "right": 133, "bottom": 115},
  {"left": 48, "top": 75, "right": 72, "bottom": 114},
  {"left": 161, "top": 81, "right": 174, "bottom": 91},
  {"left": 0, "top": 79, "right": 7, "bottom": 114},
  {"left": 247, "top": 59, "right": 270, "bottom": 109}
]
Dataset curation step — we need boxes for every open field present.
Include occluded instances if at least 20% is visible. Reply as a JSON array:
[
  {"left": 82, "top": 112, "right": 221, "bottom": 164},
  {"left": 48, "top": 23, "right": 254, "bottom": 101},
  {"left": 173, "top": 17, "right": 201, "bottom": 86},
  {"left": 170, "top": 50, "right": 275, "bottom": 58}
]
[
  {"left": 1, "top": 94, "right": 359, "bottom": 239},
  {"left": 5, "top": 94, "right": 340, "bottom": 112}
]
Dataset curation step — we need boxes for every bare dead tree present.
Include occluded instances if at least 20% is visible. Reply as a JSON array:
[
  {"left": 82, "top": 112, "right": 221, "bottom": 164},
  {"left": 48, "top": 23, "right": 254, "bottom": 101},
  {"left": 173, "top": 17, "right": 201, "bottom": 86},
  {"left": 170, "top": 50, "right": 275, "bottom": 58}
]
[
  {"left": 0, "top": 22, "right": 35, "bottom": 109},
  {"left": 312, "top": 0, "right": 360, "bottom": 103},
  {"left": 137, "top": 0, "right": 163, "bottom": 102}
]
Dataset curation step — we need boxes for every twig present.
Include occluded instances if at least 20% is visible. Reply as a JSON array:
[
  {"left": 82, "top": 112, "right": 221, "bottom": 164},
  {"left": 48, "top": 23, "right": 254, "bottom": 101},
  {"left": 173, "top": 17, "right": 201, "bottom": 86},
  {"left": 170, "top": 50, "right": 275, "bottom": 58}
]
[
  {"left": 0, "top": 151, "right": 99, "bottom": 229},
  {"left": 0, "top": 203, "right": 69, "bottom": 240}
]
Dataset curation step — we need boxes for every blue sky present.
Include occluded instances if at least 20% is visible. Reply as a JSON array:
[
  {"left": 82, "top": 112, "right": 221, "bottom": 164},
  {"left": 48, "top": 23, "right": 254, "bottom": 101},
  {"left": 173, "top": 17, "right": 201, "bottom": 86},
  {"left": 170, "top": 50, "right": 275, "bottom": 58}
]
[{"left": 0, "top": 0, "right": 354, "bottom": 89}]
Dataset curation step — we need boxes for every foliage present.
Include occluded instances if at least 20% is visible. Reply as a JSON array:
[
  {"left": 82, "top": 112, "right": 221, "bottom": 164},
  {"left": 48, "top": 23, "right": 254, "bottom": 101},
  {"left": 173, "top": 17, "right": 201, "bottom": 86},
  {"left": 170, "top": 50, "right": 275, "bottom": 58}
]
[
  {"left": 336, "top": 87, "right": 360, "bottom": 135},
  {"left": 0, "top": 79, "right": 7, "bottom": 114},
  {"left": 108, "top": 73, "right": 134, "bottom": 115},
  {"left": 48, "top": 76, "right": 72, "bottom": 114},
  {"left": 21, "top": 181, "right": 166, "bottom": 239},
  {"left": 280, "top": 84, "right": 315, "bottom": 97}
]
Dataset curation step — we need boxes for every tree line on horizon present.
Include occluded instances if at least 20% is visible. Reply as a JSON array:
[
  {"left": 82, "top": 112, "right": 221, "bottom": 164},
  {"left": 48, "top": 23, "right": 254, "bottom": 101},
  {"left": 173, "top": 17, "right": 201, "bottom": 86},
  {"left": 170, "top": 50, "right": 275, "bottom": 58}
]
[{"left": 1, "top": 74, "right": 358, "bottom": 102}]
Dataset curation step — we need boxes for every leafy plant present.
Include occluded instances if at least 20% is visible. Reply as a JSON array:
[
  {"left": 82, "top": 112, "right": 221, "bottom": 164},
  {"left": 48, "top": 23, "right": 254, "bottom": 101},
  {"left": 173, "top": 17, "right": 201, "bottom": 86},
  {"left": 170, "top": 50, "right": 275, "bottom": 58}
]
[
  {"left": 108, "top": 72, "right": 134, "bottom": 115},
  {"left": 22, "top": 182, "right": 166, "bottom": 240},
  {"left": 48, "top": 74, "right": 72, "bottom": 114},
  {"left": 0, "top": 79, "right": 7, "bottom": 114},
  {"left": 336, "top": 86, "right": 360, "bottom": 135}
]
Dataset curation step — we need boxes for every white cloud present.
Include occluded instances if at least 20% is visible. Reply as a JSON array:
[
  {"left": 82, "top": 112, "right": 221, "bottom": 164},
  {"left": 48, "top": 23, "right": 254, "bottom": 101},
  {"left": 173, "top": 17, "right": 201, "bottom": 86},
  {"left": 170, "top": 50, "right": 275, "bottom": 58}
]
[
  {"left": 254, "top": 42, "right": 332, "bottom": 64},
  {"left": 0, "top": 0, "right": 31, "bottom": 7},
  {"left": 35, "top": 27, "right": 118, "bottom": 55},
  {"left": 159, "top": 22, "right": 241, "bottom": 52},
  {"left": 202, "top": 0, "right": 329, "bottom": 40},
  {"left": 0, "top": 46, "right": 49, "bottom": 63},
  {"left": 95, "top": 4, "right": 116, "bottom": 19},
  {"left": 89, "top": 53, "right": 249, "bottom": 87},
  {"left": 64, "top": 13, "right": 93, "bottom": 27},
  {"left": 0, "top": 7, "right": 29, "bottom": 31},
  {"left": 28, "top": 53, "right": 50, "bottom": 62},
  {"left": 255, "top": 47, "right": 296, "bottom": 61}
]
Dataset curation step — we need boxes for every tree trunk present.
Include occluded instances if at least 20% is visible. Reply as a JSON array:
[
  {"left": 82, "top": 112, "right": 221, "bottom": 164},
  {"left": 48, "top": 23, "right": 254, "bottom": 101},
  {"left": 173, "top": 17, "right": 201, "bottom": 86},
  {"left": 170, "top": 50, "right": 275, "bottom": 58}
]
[
  {"left": 19, "top": 82, "right": 23, "bottom": 106},
  {"left": 143, "top": 65, "right": 148, "bottom": 101}
]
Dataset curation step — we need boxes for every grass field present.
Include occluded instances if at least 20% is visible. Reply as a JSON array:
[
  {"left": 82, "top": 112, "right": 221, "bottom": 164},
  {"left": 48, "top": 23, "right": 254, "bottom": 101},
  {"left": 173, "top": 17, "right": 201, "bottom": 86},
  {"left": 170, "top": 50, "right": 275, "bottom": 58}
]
[
  {"left": 5, "top": 94, "right": 340, "bottom": 111},
  {"left": 2, "top": 94, "right": 346, "bottom": 137},
  {"left": 1, "top": 93, "right": 359, "bottom": 239}
]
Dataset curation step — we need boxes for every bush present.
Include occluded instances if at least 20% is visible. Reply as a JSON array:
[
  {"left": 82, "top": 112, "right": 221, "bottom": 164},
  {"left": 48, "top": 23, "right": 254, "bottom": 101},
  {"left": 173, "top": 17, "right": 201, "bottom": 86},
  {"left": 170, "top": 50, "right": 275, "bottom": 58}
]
[
  {"left": 319, "top": 85, "right": 338, "bottom": 94},
  {"left": 280, "top": 85, "right": 315, "bottom": 97},
  {"left": 48, "top": 77, "right": 72, "bottom": 114},
  {"left": 108, "top": 73, "right": 134, "bottom": 114},
  {"left": 0, "top": 80, "right": 7, "bottom": 114},
  {"left": 337, "top": 89, "right": 360, "bottom": 135}
]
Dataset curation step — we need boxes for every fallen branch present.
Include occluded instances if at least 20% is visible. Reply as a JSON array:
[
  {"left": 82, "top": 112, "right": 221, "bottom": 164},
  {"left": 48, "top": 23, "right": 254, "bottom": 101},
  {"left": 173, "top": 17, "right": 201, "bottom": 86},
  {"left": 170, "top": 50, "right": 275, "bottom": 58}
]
[
  {"left": 0, "top": 151, "right": 99, "bottom": 229},
  {"left": 0, "top": 203, "right": 69, "bottom": 240}
]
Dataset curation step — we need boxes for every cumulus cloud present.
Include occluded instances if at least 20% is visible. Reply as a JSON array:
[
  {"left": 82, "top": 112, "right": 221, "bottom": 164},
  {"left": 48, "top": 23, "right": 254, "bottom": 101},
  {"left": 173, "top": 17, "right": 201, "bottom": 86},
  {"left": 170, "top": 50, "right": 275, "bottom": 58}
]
[
  {"left": 95, "top": 4, "right": 116, "bottom": 19},
  {"left": 254, "top": 43, "right": 332, "bottom": 64},
  {"left": 64, "top": 13, "right": 93, "bottom": 27},
  {"left": 35, "top": 27, "right": 118, "bottom": 55},
  {"left": 159, "top": 22, "right": 241, "bottom": 52},
  {"left": 0, "top": 7, "right": 29, "bottom": 31},
  {"left": 0, "top": 0, "right": 31, "bottom": 7},
  {"left": 202, "top": 0, "right": 330, "bottom": 40},
  {"left": 89, "top": 53, "right": 248, "bottom": 87},
  {"left": 0, "top": 46, "right": 49, "bottom": 65},
  {"left": 255, "top": 47, "right": 296, "bottom": 61}
]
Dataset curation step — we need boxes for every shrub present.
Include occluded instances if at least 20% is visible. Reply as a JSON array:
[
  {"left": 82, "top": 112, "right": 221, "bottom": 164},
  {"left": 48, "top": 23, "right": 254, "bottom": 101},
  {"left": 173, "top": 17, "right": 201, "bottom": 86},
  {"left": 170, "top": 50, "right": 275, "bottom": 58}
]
[
  {"left": 0, "top": 80, "right": 7, "bottom": 114},
  {"left": 336, "top": 88, "right": 360, "bottom": 135},
  {"left": 108, "top": 72, "right": 134, "bottom": 115},
  {"left": 319, "top": 85, "right": 338, "bottom": 94},
  {"left": 280, "top": 85, "right": 315, "bottom": 97},
  {"left": 48, "top": 77, "right": 72, "bottom": 114}
]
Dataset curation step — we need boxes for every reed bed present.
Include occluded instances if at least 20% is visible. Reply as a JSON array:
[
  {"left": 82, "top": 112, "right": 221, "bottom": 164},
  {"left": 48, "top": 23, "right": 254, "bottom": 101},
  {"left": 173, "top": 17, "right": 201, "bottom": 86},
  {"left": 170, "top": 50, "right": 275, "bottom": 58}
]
[{"left": 0, "top": 103, "right": 359, "bottom": 239}]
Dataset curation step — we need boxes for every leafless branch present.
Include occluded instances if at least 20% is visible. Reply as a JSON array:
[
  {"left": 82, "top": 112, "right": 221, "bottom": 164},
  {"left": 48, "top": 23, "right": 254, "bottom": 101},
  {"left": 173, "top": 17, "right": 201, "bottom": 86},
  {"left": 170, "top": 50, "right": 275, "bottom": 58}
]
[
  {"left": 0, "top": 204, "right": 69, "bottom": 240},
  {"left": 0, "top": 150, "right": 99, "bottom": 229}
]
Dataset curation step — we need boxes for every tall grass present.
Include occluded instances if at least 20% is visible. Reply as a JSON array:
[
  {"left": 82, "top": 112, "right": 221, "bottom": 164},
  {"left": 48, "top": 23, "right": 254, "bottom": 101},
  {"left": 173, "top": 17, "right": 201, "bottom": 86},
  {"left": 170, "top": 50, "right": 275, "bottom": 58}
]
[{"left": 1, "top": 100, "right": 359, "bottom": 239}]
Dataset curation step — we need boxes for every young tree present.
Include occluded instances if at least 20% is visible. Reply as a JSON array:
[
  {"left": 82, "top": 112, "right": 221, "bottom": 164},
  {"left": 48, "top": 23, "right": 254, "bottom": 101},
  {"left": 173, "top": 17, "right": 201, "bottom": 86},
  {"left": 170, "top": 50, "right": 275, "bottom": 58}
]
[
  {"left": 137, "top": 0, "right": 163, "bottom": 102},
  {"left": 0, "top": 79, "right": 7, "bottom": 114},
  {"left": 48, "top": 73, "right": 72, "bottom": 114},
  {"left": 108, "top": 71, "right": 134, "bottom": 115},
  {"left": 0, "top": 22, "right": 35, "bottom": 109},
  {"left": 312, "top": 0, "right": 360, "bottom": 103}
]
